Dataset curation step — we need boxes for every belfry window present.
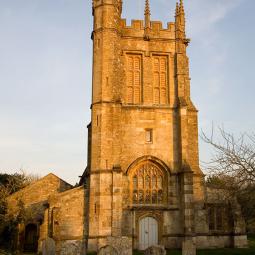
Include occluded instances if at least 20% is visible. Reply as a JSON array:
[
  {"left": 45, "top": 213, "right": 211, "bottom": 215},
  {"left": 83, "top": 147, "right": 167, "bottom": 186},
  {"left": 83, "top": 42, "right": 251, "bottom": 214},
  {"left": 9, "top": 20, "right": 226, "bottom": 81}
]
[
  {"left": 153, "top": 56, "right": 168, "bottom": 105},
  {"left": 126, "top": 54, "right": 142, "bottom": 104},
  {"left": 131, "top": 162, "right": 165, "bottom": 205}
]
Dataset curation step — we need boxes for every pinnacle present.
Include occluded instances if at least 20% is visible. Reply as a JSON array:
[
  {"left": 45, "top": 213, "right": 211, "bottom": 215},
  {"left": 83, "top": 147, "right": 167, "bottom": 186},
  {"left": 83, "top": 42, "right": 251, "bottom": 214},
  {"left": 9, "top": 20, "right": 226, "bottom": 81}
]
[
  {"left": 144, "top": 0, "right": 151, "bottom": 16},
  {"left": 179, "top": 0, "right": 185, "bottom": 14},
  {"left": 175, "top": 2, "right": 180, "bottom": 16}
]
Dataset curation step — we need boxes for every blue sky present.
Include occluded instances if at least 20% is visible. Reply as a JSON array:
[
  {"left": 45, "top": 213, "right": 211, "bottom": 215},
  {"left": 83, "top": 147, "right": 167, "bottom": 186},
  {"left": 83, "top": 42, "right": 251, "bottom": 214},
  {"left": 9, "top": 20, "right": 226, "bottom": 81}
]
[{"left": 0, "top": 0, "right": 254, "bottom": 184}]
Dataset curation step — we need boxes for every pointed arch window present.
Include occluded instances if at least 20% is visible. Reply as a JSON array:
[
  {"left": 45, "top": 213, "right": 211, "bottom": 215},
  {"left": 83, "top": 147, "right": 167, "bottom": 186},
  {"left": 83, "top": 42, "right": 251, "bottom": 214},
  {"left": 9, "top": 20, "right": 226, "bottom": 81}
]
[{"left": 131, "top": 162, "right": 166, "bottom": 205}]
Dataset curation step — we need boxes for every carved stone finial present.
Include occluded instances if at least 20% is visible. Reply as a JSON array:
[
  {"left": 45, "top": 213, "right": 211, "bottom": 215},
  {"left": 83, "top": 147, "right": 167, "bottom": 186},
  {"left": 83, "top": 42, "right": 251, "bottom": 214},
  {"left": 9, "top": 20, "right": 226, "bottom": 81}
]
[
  {"left": 179, "top": 0, "right": 185, "bottom": 15},
  {"left": 144, "top": 0, "right": 151, "bottom": 40},
  {"left": 175, "top": 2, "right": 180, "bottom": 17},
  {"left": 175, "top": 0, "right": 186, "bottom": 41},
  {"left": 144, "top": 0, "right": 151, "bottom": 27},
  {"left": 144, "top": 0, "right": 151, "bottom": 17}
]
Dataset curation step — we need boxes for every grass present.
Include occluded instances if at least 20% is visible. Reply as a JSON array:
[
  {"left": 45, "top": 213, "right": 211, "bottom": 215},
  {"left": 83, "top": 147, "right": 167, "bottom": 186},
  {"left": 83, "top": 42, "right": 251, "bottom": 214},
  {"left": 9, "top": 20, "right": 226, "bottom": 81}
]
[
  {"left": 133, "top": 235, "right": 255, "bottom": 255},
  {"left": 198, "top": 234, "right": 255, "bottom": 255}
]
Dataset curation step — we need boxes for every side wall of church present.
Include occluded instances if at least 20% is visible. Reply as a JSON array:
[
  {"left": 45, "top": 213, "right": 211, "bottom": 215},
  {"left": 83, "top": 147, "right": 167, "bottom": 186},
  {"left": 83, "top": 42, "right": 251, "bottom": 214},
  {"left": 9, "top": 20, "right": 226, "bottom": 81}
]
[
  {"left": 39, "top": 186, "right": 87, "bottom": 255},
  {"left": 7, "top": 174, "right": 72, "bottom": 215}
]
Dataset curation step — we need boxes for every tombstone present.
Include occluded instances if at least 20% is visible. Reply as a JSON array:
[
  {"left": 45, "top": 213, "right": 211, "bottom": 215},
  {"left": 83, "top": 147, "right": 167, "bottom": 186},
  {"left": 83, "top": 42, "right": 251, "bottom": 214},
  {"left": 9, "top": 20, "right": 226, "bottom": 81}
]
[
  {"left": 106, "top": 236, "right": 132, "bottom": 255},
  {"left": 182, "top": 240, "right": 196, "bottom": 255},
  {"left": 98, "top": 245, "right": 118, "bottom": 255},
  {"left": 60, "top": 240, "right": 81, "bottom": 255},
  {"left": 42, "top": 237, "right": 56, "bottom": 255},
  {"left": 144, "top": 245, "right": 166, "bottom": 255}
]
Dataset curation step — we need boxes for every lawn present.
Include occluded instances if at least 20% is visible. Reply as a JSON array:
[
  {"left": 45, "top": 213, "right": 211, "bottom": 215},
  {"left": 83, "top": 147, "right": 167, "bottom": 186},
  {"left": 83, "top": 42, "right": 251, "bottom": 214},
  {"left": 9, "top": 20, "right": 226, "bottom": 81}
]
[
  {"left": 133, "top": 235, "right": 255, "bottom": 255},
  {"left": 7, "top": 236, "right": 255, "bottom": 254}
]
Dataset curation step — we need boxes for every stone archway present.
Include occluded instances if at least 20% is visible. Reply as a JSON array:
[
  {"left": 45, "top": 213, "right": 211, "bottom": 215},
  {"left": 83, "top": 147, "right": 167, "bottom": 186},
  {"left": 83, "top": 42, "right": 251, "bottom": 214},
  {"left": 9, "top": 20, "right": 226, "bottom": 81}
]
[
  {"left": 139, "top": 216, "right": 158, "bottom": 250},
  {"left": 23, "top": 223, "right": 38, "bottom": 252}
]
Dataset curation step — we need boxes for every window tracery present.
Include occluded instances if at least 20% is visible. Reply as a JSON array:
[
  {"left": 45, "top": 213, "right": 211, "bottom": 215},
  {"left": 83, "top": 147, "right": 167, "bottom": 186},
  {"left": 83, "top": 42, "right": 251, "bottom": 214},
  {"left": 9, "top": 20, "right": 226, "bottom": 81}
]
[{"left": 131, "top": 162, "right": 165, "bottom": 205}]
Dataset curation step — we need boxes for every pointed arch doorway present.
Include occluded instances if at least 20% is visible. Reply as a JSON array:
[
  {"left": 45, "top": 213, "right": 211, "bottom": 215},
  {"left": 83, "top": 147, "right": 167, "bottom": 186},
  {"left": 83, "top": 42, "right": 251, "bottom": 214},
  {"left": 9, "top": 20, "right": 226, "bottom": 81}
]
[{"left": 139, "top": 217, "right": 158, "bottom": 250}]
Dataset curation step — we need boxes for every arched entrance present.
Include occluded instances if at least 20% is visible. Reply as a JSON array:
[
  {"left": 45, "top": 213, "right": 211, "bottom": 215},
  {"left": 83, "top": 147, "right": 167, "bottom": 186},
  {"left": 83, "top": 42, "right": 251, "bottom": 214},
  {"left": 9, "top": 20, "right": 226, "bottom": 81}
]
[
  {"left": 139, "top": 217, "right": 158, "bottom": 250},
  {"left": 23, "top": 223, "right": 38, "bottom": 252}
]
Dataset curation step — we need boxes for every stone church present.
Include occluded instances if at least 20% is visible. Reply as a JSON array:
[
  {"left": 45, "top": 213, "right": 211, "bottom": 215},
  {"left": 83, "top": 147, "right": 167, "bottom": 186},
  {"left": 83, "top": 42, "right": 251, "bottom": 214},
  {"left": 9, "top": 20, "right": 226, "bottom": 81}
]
[{"left": 7, "top": 0, "right": 248, "bottom": 254}]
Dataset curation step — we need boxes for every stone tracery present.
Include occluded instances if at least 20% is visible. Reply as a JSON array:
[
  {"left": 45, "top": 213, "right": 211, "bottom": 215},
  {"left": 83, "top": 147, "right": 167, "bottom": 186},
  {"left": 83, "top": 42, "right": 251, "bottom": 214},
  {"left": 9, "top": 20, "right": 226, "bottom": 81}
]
[{"left": 131, "top": 162, "right": 165, "bottom": 205}]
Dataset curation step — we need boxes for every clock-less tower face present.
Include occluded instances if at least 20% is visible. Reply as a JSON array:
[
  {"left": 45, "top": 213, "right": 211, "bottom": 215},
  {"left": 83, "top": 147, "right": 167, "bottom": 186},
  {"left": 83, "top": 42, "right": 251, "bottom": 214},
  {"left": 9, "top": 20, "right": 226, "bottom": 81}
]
[
  {"left": 87, "top": 0, "right": 204, "bottom": 251},
  {"left": 124, "top": 54, "right": 169, "bottom": 105}
]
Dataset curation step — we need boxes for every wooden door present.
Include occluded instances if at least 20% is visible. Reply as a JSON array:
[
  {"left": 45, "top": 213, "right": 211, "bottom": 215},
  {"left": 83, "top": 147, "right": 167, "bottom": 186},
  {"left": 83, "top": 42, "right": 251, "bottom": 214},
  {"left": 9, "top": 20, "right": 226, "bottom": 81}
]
[
  {"left": 24, "top": 224, "right": 38, "bottom": 252},
  {"left": 139, "top": 217, "right": 158, "bottom": 250}
]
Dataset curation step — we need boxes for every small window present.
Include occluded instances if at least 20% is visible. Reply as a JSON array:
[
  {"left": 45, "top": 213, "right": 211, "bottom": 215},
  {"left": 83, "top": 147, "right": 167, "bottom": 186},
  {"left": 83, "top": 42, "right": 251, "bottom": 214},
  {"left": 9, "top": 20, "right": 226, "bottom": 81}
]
[
  {"left": 145, "top": 129, "right": 153, "bottom": 143},
  {"left": 208, "top": 205, "right": 224, "bottom": 231},
  {"left": 216, "top": 207, "right": 223, "bottom": 230}
]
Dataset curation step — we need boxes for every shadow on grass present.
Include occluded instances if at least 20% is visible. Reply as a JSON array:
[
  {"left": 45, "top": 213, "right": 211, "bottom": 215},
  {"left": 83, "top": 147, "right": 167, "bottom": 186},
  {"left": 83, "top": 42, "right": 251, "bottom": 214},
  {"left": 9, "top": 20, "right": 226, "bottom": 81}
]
[
  {"left": 133, "top": 235, "right": 255, "bottom": 255},
  {"left": 89, "top": 235, "right": 255, "bottom": 255}
]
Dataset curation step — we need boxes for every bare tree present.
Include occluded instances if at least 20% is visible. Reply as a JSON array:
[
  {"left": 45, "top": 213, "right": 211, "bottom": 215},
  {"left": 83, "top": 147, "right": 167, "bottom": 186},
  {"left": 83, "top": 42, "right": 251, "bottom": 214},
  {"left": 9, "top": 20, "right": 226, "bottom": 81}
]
[
  {"left": 201, "top": 127, "right": 255, "bottom": 231},
  {"left": 201, "top": 127, "right": 255, "bottom": 188}
]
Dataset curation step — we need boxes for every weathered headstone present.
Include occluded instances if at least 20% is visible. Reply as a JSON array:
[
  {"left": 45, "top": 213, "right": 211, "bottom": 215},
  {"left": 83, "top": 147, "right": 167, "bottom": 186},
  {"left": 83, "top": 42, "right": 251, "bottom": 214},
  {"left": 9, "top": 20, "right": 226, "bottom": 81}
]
[
  {"left": 60, "top": 240, "right": 81, "bottom": 255},
  {"left": 42, "top": 237, "right": 56, "bottom": 255},
  {"left": 106, "top": 236, "right": 132, "bottom": 255},
  {"left": 144, "top": 245, "right": 166, "bottom": 255},
  {"left": 182, "top": 240, "right": 196, "bottom": 255},
  {"left": 98, "top": 245, "right": 118, "bottom": 255}
]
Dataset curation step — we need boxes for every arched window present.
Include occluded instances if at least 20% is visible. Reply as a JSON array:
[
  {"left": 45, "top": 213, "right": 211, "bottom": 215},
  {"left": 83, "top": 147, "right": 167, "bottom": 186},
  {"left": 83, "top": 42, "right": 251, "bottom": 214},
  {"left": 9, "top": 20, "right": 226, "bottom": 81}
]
[{"left": 131, "top": 162, "right": 166, "bottom": 205}]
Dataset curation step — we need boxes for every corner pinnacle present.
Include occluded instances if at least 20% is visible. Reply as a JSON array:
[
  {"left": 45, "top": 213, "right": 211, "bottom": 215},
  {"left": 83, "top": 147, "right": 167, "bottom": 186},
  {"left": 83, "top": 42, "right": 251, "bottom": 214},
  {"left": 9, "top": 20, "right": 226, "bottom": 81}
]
[
  {"left": 144, "top": 0, "right": 151, "bottom": 40},
  {"left": 144, "top": 0, "right": 151, "bottom": 27}
]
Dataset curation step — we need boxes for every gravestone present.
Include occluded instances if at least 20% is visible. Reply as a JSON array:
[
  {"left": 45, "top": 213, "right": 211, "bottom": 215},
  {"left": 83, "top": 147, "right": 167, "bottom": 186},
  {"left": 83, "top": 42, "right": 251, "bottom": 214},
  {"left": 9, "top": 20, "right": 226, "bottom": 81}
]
[
  {"left": 60, "top": 240, "right": 81, "bottom": 255},
  {"left": 182, "top": 240, "right": 196, "bottom": 255},
  {"left": 42, "top": 237, "right": 56, "bottom": 255},
  {"left": 107, "top": 236, "right": 132, "bottom": 255},
  {"left": 144, "top": 245, "right": 166, "bottom": 255},
  {"left": 98, "top": 245, "right": 118, "bottom": 255}
]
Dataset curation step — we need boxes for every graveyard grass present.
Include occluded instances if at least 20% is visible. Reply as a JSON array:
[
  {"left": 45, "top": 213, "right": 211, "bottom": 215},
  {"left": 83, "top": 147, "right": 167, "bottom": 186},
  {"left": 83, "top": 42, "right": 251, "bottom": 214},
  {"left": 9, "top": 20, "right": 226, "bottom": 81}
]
[
  {"left": 87, "top": 235, "right": 255, "bottom": 255},
  {"left": 132, "top": 234, "right": 255, "bottom": 255}
]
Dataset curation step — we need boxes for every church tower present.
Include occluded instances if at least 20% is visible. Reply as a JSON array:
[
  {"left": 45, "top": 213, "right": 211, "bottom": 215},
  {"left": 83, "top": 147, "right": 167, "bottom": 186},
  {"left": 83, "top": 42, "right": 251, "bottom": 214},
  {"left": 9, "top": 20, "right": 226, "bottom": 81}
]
[{"left": 85, "top": 0, "right": 206, "bottom": 252}]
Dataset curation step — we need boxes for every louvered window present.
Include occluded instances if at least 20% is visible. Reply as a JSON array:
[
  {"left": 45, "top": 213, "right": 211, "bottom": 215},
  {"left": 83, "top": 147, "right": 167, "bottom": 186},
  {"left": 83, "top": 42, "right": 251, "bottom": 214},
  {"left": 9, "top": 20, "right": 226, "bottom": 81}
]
[
  {"left": 153, "top": 56, "right": 168, "bottom": 105},
  {"left": 126, "top": 55, "right": 142, "bottom": 104}
]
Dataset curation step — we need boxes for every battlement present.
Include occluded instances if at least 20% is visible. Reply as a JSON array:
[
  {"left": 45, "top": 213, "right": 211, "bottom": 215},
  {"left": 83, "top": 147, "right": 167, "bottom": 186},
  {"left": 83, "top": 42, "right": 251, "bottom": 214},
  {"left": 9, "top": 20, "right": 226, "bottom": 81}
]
[{"left": 120, "top": 19, "right": 175, "bottom": 40}]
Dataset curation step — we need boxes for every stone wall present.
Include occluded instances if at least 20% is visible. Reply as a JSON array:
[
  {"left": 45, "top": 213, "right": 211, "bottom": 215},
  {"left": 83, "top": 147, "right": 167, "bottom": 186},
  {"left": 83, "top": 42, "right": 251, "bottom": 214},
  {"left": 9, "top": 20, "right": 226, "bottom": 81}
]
[
  {"left": 72, "top": 0, "right": 247, "bottom": 251},
  {"left": 39, "top": 186, "right": 86, "bottom": 255},
  {"left": 6, "top": 173, "right": 72, "bottom": 253},
  {"left": 7, "top": 173, "right": 72, "bottom": 214}
]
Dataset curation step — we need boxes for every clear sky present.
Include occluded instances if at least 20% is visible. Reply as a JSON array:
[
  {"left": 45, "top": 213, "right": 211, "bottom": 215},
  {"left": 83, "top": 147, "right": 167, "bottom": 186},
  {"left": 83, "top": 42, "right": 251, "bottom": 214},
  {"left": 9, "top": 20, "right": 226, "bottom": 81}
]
[{"left": 0, "top": 0, "right": 254, "bottom": 185}]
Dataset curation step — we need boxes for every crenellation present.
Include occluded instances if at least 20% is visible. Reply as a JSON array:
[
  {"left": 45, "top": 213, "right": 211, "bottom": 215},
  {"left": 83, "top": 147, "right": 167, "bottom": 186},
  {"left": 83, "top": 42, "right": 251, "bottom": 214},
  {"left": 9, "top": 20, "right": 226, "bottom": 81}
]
[
  {"left": 167, "top": 22, "right": 175, "bottom": 32},
  {"left": 131, "top": 19, "right": 144, "bottom": 29},
  {"left": 120, "top": 19, "right": 175, "bottom": 39},
  {"left": 151, "top": 21, "right": 163, "bottom": 31}
]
